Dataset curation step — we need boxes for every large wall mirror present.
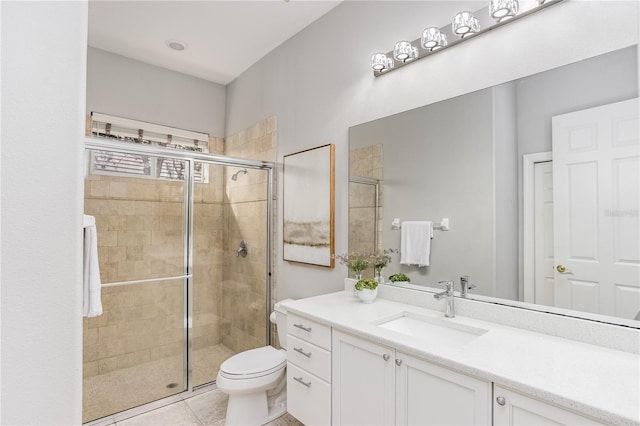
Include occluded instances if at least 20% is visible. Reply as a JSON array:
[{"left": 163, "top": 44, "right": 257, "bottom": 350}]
[{"left": 349, "top": 45, "right": 639, "bottom": 327}]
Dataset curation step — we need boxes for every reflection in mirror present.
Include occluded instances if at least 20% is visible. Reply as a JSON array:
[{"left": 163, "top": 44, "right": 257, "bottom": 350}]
[{"left": 349, "top": 46, "right": 639, "bottom": 326}]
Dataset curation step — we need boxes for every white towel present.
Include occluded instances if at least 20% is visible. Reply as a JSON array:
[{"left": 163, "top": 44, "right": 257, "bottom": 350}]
[
  {"left": 83, "top": 215, "right": 103, "bottom": 317},
  {"left": 400, "top": 221, "right": 433, "bottom": 267}
]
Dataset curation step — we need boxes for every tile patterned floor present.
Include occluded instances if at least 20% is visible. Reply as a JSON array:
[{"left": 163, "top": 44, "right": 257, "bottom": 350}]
[{"left": 109, "top": 388, "right": 303, "bottom": 426}]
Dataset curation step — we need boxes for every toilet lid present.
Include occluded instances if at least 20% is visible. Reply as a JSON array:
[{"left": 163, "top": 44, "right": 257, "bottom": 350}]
[{"left": 220, "top": 346, "right": 286, "bottom": 378}]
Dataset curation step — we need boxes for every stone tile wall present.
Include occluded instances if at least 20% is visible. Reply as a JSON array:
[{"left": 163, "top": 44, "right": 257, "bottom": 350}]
[{"left": 222, "top": 116, "right": 277, "bottom": 353}]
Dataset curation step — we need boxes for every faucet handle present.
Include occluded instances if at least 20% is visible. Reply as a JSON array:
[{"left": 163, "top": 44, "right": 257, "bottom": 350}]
[{"left": 437, "top": 280, "right": 454, "bottom": 292}]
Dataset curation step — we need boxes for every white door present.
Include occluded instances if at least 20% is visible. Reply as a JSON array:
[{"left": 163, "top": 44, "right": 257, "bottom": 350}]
[
  {"left": 331, "top": 330, "right": 395, "bottom": 425},
  {"left": 493, "top": 386, "right": 604, "bottom": 425},
  {"left": 395, "top": 352, "right": 491, "bottom": 425},
  {"left": 552, "top": 98, "right": 640, "bottom": 319},
  {"left": 533, "top": 161, "right": 555, "bottom": 306}
]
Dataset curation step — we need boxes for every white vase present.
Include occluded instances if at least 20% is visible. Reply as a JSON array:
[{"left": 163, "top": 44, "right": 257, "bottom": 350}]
[{"left": 356, "top": 287, "right": 378, "bottom": 303}]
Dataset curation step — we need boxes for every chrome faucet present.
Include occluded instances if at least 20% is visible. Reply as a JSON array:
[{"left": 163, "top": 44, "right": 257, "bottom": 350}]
[
  {"left": 460, "top": 275, "right": 476, "bottom": 298},
  {"left": 434, "top": 280, "right": 455, "bottom": 318}
]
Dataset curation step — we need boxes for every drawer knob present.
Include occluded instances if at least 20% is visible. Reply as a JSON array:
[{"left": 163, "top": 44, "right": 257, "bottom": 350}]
[
  {"left": 294, "top": 347, "right": 312, "bottom": 358},
  {"left": 496, "top": 396, "right": 506, "bottom": 406},
  {"left": 382, "top": 354, "right": 390, "bottom": 361},
  {"left": 293, "top": 323, "right": 312, "bottom": 332},
  {"left": 293, "top": 376, "right": 312, "bottom": 388}
]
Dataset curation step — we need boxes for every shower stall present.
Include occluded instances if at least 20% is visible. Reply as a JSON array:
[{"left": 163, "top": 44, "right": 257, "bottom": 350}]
[{"left": 82, "top": 136, "right": 274, "bottom": 423}]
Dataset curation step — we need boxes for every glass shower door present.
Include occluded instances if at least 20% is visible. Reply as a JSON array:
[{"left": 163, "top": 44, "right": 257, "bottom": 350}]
[
  {"left": 191, "top": 163, "right": 271, "bottom": 387},
  {"left": 82, "top": 149, "right": 190, "bottom": 422}
]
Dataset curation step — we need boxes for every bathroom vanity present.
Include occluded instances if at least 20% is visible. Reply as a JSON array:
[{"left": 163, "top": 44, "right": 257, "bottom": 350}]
[{"left": 282, "top": 288, "right": 640, "bottom": 425}]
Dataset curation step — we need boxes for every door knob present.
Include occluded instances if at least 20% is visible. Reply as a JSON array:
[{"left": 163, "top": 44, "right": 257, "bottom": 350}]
[
  {"left": 556, "top": 264, "right": 567, "bottom": 273},
  {"left": 496, "top": 396, "right": 506, "bottom": 406}
]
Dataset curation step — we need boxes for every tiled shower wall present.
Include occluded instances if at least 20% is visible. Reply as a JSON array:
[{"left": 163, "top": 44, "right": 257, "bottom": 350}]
[{"left": 222, "top": 116, "right": 277, "bottom": 352}]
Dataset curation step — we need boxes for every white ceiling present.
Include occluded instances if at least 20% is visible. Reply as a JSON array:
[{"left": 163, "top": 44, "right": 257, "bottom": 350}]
[{"left": 88, "top": 1, "right": 343, "bottom": 85}]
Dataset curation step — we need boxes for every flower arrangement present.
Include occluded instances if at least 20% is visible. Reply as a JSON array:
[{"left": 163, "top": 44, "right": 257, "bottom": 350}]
[
  {"left": 354, "top": 278, "right": 378, "bottom": 291},
  {"left": 369, "top": 249, "right": 398, "bottom": 283},
  {"left": 389, "top": 273, "right": 411, "bottom": 283},
  {"left": 333, "top": 252, "right": 370, "bottom": 279}
]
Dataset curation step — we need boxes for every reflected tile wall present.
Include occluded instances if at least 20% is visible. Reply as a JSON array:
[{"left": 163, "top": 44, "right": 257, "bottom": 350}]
[{"left": 349, "top": 144, "right": 383, "bottom": 259}]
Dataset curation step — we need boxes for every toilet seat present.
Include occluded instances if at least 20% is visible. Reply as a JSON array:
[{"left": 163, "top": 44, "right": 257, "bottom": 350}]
[{"left": 219, "top": 346, "right": 286, "bottom": 380}]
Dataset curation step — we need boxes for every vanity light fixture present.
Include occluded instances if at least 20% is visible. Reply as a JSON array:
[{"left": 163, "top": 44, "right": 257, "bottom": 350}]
[
  {"left": 421, "top": 27, "right": 448, "bottom": 51},
  {"left": 371, "top": 0, "right": 563, "bottom": 77},
  {"left": 489, "top": 0, "right": 519, "bottom": 22},
  {"left": 452, "top": 11, "right": 480, "bottom": 37},
  {"left": 393, "top": 41, "right": 418, "bottom": 62},
  {"left": 371, "top": 53, "right": 394, "bottom": 72}
]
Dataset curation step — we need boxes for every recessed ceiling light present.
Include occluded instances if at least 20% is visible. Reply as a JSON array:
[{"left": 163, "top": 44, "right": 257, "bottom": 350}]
[{"left": 165, "top": 39, "right": 187, "bottom": 51}]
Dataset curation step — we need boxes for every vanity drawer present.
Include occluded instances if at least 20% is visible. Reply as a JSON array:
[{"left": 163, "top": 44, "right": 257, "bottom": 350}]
[
  {"left": 287, "top": 362, "right": 331, "bottom": 426},
  {"left": 287, "top": 334, "right": 331, "bottom": 382},
  {"left": 287, "top": 313, "right": 331, "bottom": 350}
]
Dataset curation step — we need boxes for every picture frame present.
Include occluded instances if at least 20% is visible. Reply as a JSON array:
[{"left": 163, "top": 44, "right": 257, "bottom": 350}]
[{"left": 283, "top": 144, "right": 335, "bottom": 267}]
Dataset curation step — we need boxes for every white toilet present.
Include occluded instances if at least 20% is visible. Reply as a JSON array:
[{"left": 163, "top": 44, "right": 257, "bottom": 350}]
[{"left": 216, "top": 299, "right": 292, "bottom": 426}]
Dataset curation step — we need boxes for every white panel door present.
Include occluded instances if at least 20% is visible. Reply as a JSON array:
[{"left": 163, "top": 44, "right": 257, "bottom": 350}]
[
  {"left": 494, "top": 386, "right": 604, "bottom": 425},
  {"left": 331, "top": 330, "right": 395, "bottom": 426},
  {"left": 552, "top": 98, "right": 640, "bottom": 319},
  {"left": 395, "top": 352, "right": 491, "bottom": 425},
  {"left": 534, "top": 161, "right": 555, "bottom": 306}
]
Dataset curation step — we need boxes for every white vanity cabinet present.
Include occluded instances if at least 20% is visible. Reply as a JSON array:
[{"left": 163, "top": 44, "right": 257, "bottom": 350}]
[
  {"left": 493, "top": 386, "right": 604, "bottom": 425},
  {"left": 286, "top": 313, "right": 332, "bottom": 426},
  {"left": 332, "top": 330, "right": 492, "bottom": 425}
]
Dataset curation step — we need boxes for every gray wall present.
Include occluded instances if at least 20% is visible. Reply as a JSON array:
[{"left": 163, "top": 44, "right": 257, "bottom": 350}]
[
  {"left": 87, "top": 47, "right": 226, "bottom": 136},
  {"left": 225, "top": 1, "right": 639, "bottom": 301}
]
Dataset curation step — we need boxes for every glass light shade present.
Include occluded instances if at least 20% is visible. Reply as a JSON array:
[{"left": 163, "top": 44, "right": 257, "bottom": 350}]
[
  {"left": 452, "top": 11, "right": 479, "bottom": 37},
  {"left": 489, "top": 0, "right": 519, "bottom": 21},
  {"left": 371, "top": 53, "right": 394, "bottom": 72},
  {"left": 421, "top": 27, "right": 448, "bottom": 51},
  {"left": 394, "top": 41, "right": 418, "bottom": 62}
]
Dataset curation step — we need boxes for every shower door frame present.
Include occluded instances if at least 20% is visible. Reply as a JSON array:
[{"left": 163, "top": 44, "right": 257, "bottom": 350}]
[{"left": 83, "top": 136, "right": 275, "bottom": 424}]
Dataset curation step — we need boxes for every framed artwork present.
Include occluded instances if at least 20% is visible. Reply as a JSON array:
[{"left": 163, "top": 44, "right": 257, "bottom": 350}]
[{"left": 283, "top": 144, "right": 335, "bottom": 267}]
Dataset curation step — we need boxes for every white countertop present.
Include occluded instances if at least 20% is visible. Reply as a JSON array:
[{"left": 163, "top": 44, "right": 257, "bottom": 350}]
[{"left": 282, "top": 291, "right": 640, "bottom": 425}]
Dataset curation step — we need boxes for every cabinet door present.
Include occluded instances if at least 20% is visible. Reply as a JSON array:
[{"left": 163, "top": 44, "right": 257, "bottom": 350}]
[
  {"left": 395, "top": 352, "right": 491, "bottom": 425},
  {"left": 332, "top": 330, "right": 395, "bottom": 425},
  {"left": 494, "top": 385, "right": 604, "bottom": 425}
]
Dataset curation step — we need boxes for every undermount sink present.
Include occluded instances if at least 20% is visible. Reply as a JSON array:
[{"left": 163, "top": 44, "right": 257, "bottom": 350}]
[{"left": 374, "top": 312, "right": 487, "bottom": 348}]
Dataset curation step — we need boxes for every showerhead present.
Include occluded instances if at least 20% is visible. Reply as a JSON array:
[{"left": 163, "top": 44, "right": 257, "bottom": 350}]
[{"left": 231, "top": 169, "right": 248, "bottom": 181}]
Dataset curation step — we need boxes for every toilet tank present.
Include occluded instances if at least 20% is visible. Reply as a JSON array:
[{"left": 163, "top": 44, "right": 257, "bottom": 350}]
[{"left": 272, "top": 299, "right": 294, "bottom": 349}]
